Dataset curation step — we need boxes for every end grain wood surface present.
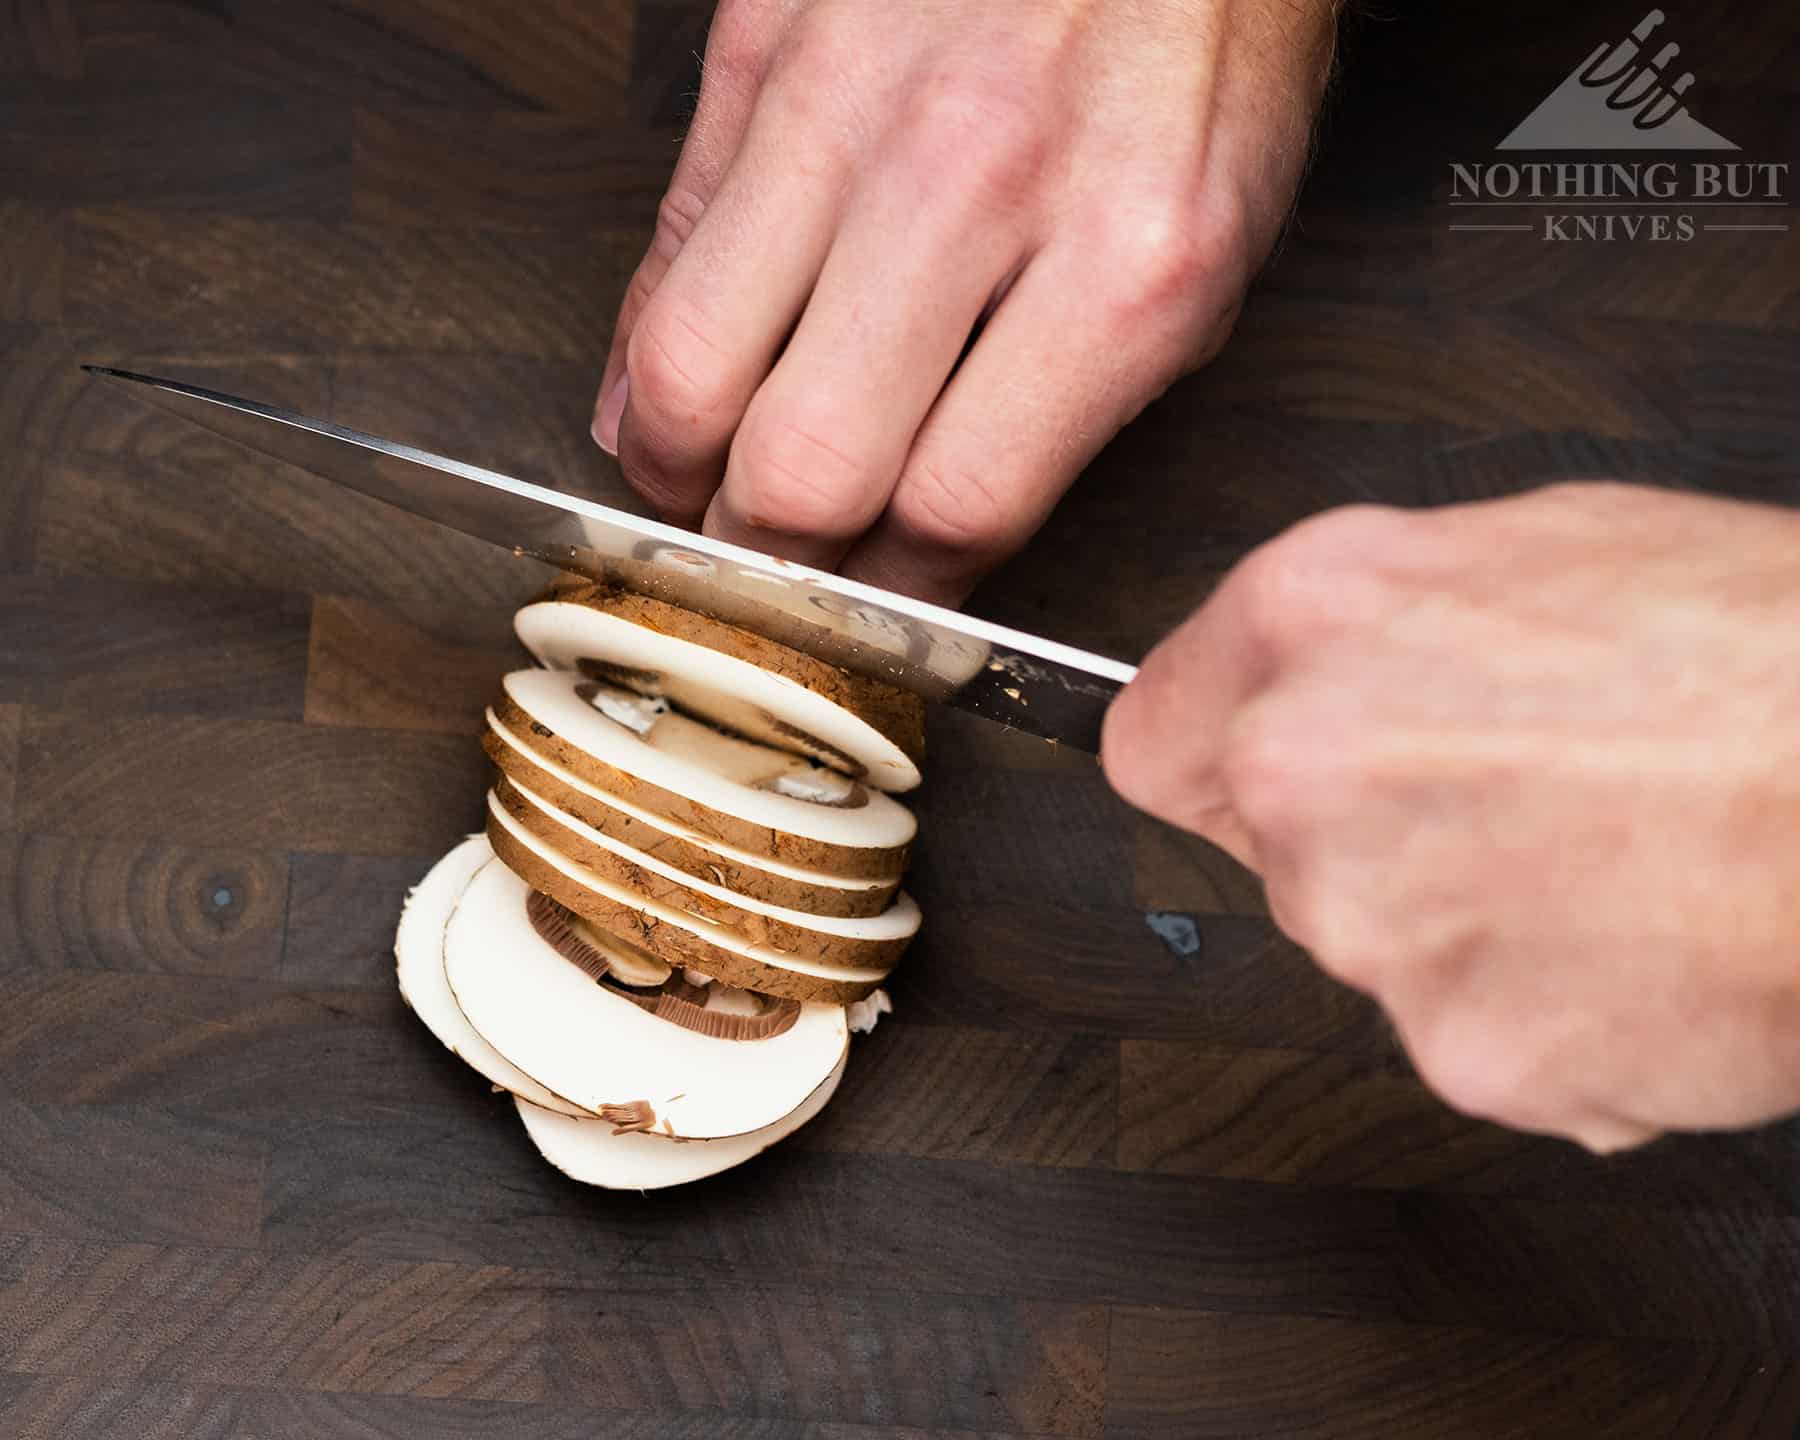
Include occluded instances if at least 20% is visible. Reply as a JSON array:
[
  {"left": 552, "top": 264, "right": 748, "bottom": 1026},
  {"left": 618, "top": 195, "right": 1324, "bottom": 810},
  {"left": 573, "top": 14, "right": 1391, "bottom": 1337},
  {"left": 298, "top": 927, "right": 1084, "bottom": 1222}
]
[{"left": 2, "top": 2, "right": 1798, "bottom": 1436}]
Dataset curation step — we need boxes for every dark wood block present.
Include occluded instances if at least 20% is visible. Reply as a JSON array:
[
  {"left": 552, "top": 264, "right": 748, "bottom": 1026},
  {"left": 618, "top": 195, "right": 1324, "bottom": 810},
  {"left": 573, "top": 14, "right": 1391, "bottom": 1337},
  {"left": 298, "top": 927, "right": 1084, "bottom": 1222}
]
[
  {"left": 908, "top": 768, "right": 1136, "bottom": 911},
  {"left": 0, "top": 0, "right": 81, "bottom": 77},
  {"left": 1104, "top": 1307, "right": 1800, "bottom": 1440},
  {"left": 897, "top": 907, "right": 1395, "bottom": 1054},
  {"left": 0, "top": 1234, "right": 547, "bottom": 1400},
  {"left": 1118, "top": 1040, "right": 1800, "bottom": 1213},
  {"left": 70, "top": 0, "right": 630, "bottom": 110},
  {"left": 32, "top": 452, "right": 541, "bottom": 650},
  {"left": 0, "top": 574, "right": 310, "bottom": 719},
  {"left": 793, "top": 1024, "right": 1118, "bottom": 1169},
  {"left": 1268, "top": 206, "right": 1800, "bottom": 330},
  {"left": 544, "top": 1283, "right": 1107, "bottom": 1436},
  {"left": 263, "top": 1135, "right": 1403, "bottom": 1316},
  {"left": 305, "top": 595, "right": 519, "bottom": 736},
  {"left": 0, "top": 833, "right": 289, "bottom": 977},
  {"left": 0, "top": 1375, "right": 1050, "bottom": 1439},
  {"left": 1202, "top": 298, "right": 1679, "bottom": 440},
  {"left": 65, "top": 210, "right": 642, "bottom": 360},
  {"left": 16, "top": 710, "right": 489, "bottom": 855},
  {"left": 331, "top": 350, "right": 634, "bottom": 504},
  {"left": 0, "top": 972, "right": 452, "bottom": 1109},
  {"left": 0, "top": 701, "right": 17, "bottom": 827},
  {"left": 1395, "top": 1196, "right": 1800, "bottom": 1348},
  {"left": 0, "top": 328, "right": 334, "bottom": 465},
  {"left": 0, "top": 95, "right": 350, "bottom": 217},
  {"left": 352, "top": 108, "right": 671, "bottom": 230},
  {"left": 1131, "top": 815, "right": 1267, "bottom": 917},
  {"left": 283, "top": 850, "right": 437, "bottom": 987},
  {"left": 0, "top": 202, "right": 63, "bottom": 322},
  {"left": 627, "top": 0, "right": 712, "bottom": 126},
  {"left": 0, "top": 1103, "right": 266, "bottom": 1246}
]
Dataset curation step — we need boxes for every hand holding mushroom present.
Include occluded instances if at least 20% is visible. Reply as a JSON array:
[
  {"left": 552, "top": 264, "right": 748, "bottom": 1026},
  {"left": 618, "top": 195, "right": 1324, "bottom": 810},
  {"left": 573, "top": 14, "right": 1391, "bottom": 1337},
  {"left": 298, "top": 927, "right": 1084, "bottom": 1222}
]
[
  {"left": 592, "top": 0, "right": 1338, "bottom": 606},
  {"left": 1102, "top": 483, "right": 1800, "bottom": 1154}
]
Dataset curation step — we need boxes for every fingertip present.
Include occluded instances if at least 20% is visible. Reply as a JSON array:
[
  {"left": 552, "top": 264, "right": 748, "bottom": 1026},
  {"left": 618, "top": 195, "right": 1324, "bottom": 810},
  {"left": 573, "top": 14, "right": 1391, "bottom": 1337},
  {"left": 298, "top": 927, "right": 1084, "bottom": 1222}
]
[{"left": 593, "top": 373, "right": 629, "bottom": 457}]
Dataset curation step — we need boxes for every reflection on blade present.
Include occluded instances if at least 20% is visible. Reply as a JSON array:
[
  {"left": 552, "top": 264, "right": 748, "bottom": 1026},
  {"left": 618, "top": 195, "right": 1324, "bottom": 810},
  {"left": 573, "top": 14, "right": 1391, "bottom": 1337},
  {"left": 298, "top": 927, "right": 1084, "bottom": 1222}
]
[{"left": 82, "top": 365, "right": 1137, "bottom": 750}]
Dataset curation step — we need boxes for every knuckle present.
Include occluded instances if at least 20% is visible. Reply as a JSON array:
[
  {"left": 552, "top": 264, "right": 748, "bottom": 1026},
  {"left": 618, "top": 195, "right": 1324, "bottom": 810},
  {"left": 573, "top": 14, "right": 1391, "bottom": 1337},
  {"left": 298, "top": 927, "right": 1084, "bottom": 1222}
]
[
  {"left": 1235, "top": 504, "right": 1415, "bottom": 657},
  {"left": 625, "top": 300, "right": 731, "bottom": 427},
  {"left": 1104, "top": 200, "right": 1249, "bottom": 320},
  {"left": 904, "top": 75, "right": 1048, "bottom": 203},
  {"left": 1411, "top": 1026, "right": 1526, "bottom": 1126},
  {"left": 1220, "top": 701, "right": 1314, "bottom": 843},
  {"left": 731, "top": 413, "right": 879, "bottom": 537},
  {"left": 650, "top": 186, "right": 709, "bottom": 266},
  {"left": 889, "top": 457, "right": 1011, "bottom": 557}
]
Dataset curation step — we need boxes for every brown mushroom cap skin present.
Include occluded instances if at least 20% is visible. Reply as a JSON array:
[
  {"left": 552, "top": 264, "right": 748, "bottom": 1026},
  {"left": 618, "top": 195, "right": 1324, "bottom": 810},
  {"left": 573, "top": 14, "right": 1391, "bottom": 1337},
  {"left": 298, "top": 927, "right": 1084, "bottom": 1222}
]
[
  {"left": 531, "top": 580, "right": 926, "bottom": 771},
  {"left": 486, "top": 809, "right": 892, "bottom": 1005},
  {"left": 482, "top": 727, "right": 901, "bottom": 917},
  {"left": 494, "top": 777, "right": 915, "bottom": 969},
  {"left": 491, "top": 693, "right": 912, "bottom": 880}
]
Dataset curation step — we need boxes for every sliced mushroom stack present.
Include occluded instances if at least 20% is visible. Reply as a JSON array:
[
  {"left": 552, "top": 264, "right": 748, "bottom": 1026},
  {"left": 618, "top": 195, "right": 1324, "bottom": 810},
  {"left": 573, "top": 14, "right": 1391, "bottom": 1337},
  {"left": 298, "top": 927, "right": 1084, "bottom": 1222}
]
[{"left": 395, "top": 581, "right": 923, "bottom": 1189}]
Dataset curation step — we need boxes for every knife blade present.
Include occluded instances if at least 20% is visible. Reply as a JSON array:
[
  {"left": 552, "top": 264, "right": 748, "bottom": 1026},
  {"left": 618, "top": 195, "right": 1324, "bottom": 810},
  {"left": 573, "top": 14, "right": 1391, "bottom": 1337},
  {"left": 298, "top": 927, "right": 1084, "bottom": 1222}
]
[{"left": 83, "top": 364, "right": 1137, "bottom": 751}]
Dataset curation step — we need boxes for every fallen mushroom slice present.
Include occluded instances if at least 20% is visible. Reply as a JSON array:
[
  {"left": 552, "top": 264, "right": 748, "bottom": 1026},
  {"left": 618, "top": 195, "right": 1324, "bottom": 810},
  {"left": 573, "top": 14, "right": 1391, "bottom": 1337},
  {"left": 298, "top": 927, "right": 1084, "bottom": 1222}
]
[
  {"left": 483, "top": 712, "right": 900, "bottom": 917},
  {"left": 486, "top": 790, "right": 903, "bottom": 1003},
  {"left": 393, "top": 833, "right": 593, "bottom": 1118},
  {"left": 444, "top": 854, "right": 848, "bottom": 1139},
  {"left": 495, "top": 667, "right": 915, "bottom": 878},
  {"left": 516, "top": 584, "right": 924, "bottom": 790},
  {"left": 496, "top": 776, "right": 918, "bottom": 968},
  {"left": 515, "top": 1049, "right": 846, "bottom": 1191}
]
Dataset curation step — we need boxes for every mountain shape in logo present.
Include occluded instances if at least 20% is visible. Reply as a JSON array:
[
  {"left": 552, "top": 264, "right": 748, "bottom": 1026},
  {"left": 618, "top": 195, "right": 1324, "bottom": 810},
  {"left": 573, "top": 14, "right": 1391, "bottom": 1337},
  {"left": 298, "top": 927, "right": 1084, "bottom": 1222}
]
[{"left": 1499, "top": 9, "right": 1738, "bottom": 150}]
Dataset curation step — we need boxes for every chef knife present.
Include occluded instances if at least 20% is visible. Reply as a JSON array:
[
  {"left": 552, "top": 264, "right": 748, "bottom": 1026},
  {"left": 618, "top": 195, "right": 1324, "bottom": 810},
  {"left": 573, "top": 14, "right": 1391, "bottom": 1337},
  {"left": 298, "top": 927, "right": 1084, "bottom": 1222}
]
[{"left": 83, "top": 365, "right": 1137, "bottom": 752}]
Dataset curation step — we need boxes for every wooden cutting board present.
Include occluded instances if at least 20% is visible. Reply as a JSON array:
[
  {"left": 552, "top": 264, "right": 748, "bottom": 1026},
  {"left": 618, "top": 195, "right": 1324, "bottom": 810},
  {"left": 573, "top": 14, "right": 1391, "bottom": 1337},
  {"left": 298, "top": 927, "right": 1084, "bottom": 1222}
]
[{"left": 1, "top": 0, "right": 1797, "bottom": 1434}]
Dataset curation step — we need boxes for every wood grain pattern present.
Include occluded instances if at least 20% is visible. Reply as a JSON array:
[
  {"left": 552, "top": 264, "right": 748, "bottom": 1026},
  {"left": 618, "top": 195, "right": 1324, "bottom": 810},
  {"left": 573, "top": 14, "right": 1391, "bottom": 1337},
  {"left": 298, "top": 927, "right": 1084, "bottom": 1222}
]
[
  {"left": 7, "top": 1, "right": 1800, "bottom": 1433},
  {"left": 0, "top": 201, "right": 63, "bottom": 323},
  {"left": 1119, "top": 1040, "right": 1800, "bottom": 1212},
  {"left": 0, "top": 575, "right": 310, "bottom": 719},
  {"left": 281, "top": 851, "right": 437, "bottom": 987},
  {"left": 0, "top": 0, "right": 82, "bottom": 78},
  {"left": 352, "top": 107, "right": 671, "bottom": 230},
  {"left": 0, "top": 702, "right": 18, "bottom": 829},
  {"left": 1130, "top": 816, "right": 1266, "bottom": 917},
  {"left": 0, "top": 1103, "right": 267, "bottom": 1246},
  {"left": 544, "top": 1284, "right": 1108, "bottom": 1436},
  {"left": 0, "top": 972, "right": 450, "bottom": 1110},
  {"left": 304, "top": 595, "right": 520, "bottom": 736},
  {"left": 65, "top": 210, "right": 641, "bottom": 360},
  {"left": 0, "top": 1376, "right": 1057, "bottom": 1440},
  {"left": 32, "top": 453, "right": 542, "bottom": 649},
  {"left": 0, "top": 1234, "right": 546, "bottom": 1400},
  {"left": 0, "top": 834, "right": 289, "bottom": 977},
  {"left": 17, "top": 711, "right": 489, "bottom": 854},
  {"left": 794, "top": 1024, "right": 1118, "bottom": 1169},
  {"left": 69, "top": 0, "right": 629, "bottom": 110},
  {"left": 0, "top": 95, "right": 350, "bottom": 218},
  {"left": 1103, "top": 1308, "right": 1800, "bottom": 1440}
]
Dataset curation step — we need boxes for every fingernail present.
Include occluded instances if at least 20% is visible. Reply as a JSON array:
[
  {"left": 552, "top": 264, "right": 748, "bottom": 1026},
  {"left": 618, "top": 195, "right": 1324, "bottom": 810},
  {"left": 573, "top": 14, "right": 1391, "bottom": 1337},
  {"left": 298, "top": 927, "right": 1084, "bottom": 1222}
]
[{"left": 594, "top": 374, "right": 629, "bottom": 455}]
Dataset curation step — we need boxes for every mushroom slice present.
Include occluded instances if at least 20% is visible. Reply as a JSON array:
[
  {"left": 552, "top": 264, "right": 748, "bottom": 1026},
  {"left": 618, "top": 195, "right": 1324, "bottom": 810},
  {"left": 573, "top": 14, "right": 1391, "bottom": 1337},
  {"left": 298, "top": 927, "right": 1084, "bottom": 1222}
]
[
  {"left": 486, "top": 790, "right": 902, "bottom": 1004},
  {"left": 495, "top": 667, "right": 915, "bottom": 878},
  {"left": 516, "top": 584, "right": 923, "bottom": 791},
  {"left": 444, "top": 855, "right": 849, "bottom": 1140},
  {"left": 482, "top": 713, "right": 900, "bottom": 917},
  {"left": 393, "top": 834, "right": 593, "bottom": 1118},
  {"left": 515, "top": 1049, "right": 846, "bottom": 1191},
  {"left": 496, "top": 776, "right": 919, "bottom": 969}
]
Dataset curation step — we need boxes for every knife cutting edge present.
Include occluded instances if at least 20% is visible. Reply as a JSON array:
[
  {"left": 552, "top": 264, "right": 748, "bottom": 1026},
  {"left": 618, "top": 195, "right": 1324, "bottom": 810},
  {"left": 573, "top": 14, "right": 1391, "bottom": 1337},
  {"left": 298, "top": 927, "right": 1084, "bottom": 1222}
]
[{"left": 82, "top": 364, "right": 1138, "bottom": 751}]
